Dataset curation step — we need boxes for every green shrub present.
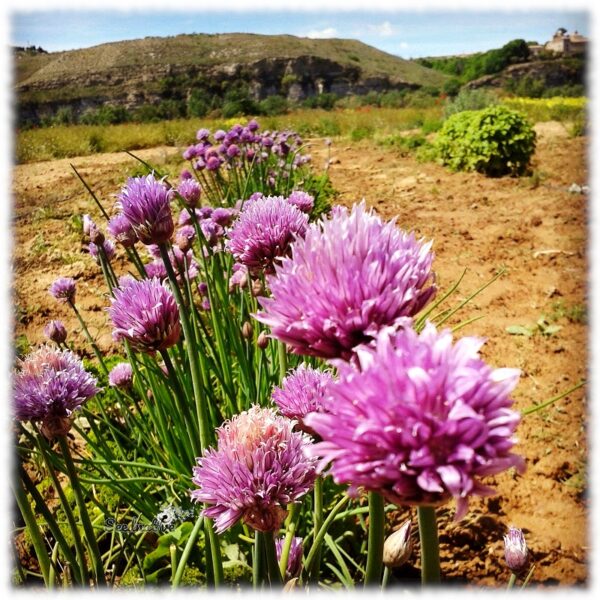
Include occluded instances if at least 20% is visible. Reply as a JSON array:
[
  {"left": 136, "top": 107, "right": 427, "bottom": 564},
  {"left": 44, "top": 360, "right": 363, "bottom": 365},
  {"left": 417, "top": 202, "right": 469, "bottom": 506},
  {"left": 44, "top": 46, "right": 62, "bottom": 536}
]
[
  {"left": 350, "top": 125, "right": 374, "bottom": 141},
  {"left": 444, "top": 88, "right": 499, "bottom": 118},
  {"left": 258, "top": 95, "right": 289, "bottom": 116},
  {"left": 435, "top": 105, "right": 536, "bottom": 177}
]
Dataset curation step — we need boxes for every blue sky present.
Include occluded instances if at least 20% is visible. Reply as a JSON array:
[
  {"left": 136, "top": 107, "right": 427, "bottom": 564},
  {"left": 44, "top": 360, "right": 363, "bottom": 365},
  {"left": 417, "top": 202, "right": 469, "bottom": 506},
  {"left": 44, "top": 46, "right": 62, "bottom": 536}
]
[{"left": 11, "top": 10, "right": 589, "bottom": 58}]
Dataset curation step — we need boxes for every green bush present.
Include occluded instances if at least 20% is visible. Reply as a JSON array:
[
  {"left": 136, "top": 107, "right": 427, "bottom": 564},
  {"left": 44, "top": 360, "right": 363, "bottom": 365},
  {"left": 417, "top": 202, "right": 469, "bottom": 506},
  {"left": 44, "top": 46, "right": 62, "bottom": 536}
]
[
  {"left": 444, "top": 88, "right": 499, "bottom": 118},
  {"left": 435, "top": 105, "right": 536, "bottom": 177},
  {"left": 258, "top": 95, "right": 289, "bottom": 116}
]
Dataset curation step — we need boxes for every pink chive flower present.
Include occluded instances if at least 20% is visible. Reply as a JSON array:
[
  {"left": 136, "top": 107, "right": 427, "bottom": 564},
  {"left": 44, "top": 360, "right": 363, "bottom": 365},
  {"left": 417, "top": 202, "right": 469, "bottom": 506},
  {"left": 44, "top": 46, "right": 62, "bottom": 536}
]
[
  {"left": 13, "top": 346, "right": 99, "bottom": 437},
  {"left": 177, "top": 179, "right": 202, "bottom": 208},
  {"left": 271, "top": 364, "right": 333, "bottom": 431},
  {"left": 88, "top": 239, "right": 116, "bottom": 263},
  {"left": 49, "top": 277, "right": 76, "bottom": 304},
  {"left": 108, "top": 214, "right": 137, "bottom": 247},
  {"left": 145, "top": 247, "right": 199, "bottom": 283},
  {"left": 44, "top": 320, "right": 67, "bottom": 344},
  {"left": 255, "top": 201, "right": 436, "bottom": 360},
  {"left": 118, "top": 174, "right": 174, "bottom": 245},
  {"left": 211, "top": 207, "right": 234, "bottom": 227},
  {"left": 504, "top": 527, "right": 529, "bottom": 573},
  {"left": 287, "top": 191, "right": 314, "bottom": 213},
  {"left": 108, "top": 277, "right": 181, "bottom": 353},
  {"left": 275, "top": 536, "right": 303, "bottom": 579},
  {"left": 304, "top": 323, "right": 525, "bottom": 520},
  {"left": 191, "top": 405, "right": 317, "bottom": 533},
  {"left": 108, "top": 362, "right": 134, "bottom": 389},
  {"left": 226, "top": 196, "right": 308, "bottom": 274}
]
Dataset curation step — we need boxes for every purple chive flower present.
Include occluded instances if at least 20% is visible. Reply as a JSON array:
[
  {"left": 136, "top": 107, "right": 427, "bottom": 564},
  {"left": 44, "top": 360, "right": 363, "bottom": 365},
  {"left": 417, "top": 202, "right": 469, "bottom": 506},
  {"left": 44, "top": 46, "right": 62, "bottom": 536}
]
[
  {"left": 180, "top": 169, "right": 193, "bottom": 180},
  {"left": 229, "top": 263, "right": 249, "bottom": 291},
  {"left": 144, "top": 261, "right": 167, "bottom": 280},
  {"left": 88, "top": 239, "right": 116, "bottom": 263},
  {"left": 247, "top": 119, "right": 260, "bottom": 132},
  {"left": 287, "top": 191, "right": 314, "bottom": 214},
  {"left": 49, "top": 277, "right": 76, "bottom": 304},
  {"left": 108, "top": 214, "right": 137, "bottom": 248},
  {"left": 108, "top": 277, "right": 181, "bottom": 354},
  {"left": 255, "top": 201, "right": 436, "bottom": 360},
  {"left": 175, "top": 225, "right": 196, "bottom": 252},
  {"left": 275, "top": 536, "right": 303, "bottom": 579},
  {"left": 226, "top": 144, "right": 240, "bottom": 158},
  {"left": 200, "top": 219, "right": 224, "bottom": 247},
  {"left": 191, "top": 405, "right": 317, "bottom": 533},
  {"left": 13, "top": 346, "right": 99, "bottom": 437},
  {"left": 177, "top": 179, "right": 202, "bottom": 208},
  {"left": 108, "top": 362, "right": 134, "bottom": 389},
  {"left": 211, "top": 207, "right": 234, "bottom": 227},
  {"left": 196, "top": 128, "right": 211, "bottom": 141},
  {"left": 304, "top": 323, "right": 525, "bottom": 520},
  {"left": 271, "top": 364, "right": 333, "bottom": 431},
  {"left": 214, "top": 129, "right": 226, "bottom": 141},
  {"left": 226, "top": 196, "right": 308, "bottom": 274},
  {"left": 44, "top": 320, "right": 67, "bottom": 345},
  {"left": 118, "top": 174, "right": 174, "bottom": 245},
  {"left": 504, "top": 527, "right": 529, "bottom": 573},
  {"left": 206, "top": 156, "right": 221, "bottom": 171}
]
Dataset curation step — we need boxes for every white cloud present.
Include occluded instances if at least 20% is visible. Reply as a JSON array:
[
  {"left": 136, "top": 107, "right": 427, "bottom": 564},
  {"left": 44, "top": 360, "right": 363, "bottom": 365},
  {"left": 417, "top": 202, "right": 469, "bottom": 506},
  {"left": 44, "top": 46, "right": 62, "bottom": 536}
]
[
  {"left": 399, "top": 42, "right": 410, "bottom": 49},
  {"left": 305, "top": 27, "right": 338, "bottom": 39},
  {"left": 367, "top": 21, "right": 395, "bottom": 37}
]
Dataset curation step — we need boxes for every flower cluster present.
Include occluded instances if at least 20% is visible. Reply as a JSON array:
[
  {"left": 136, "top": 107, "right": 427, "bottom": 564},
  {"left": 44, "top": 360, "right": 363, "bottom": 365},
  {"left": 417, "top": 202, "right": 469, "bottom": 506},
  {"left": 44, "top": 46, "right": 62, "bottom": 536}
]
[
  {"left": 271, "top": 364, "right": 333, "bottom": 430},
  {"left": 49, "top": 277, "right": 77, "bottom": 304},
  {"left": 13, "top": 346, "right": 99, "bottom": 436},
  {"left": 255, "top": 201, "right": 436, "bottom": 360},
  {"left": 182, "top": 121, "right": 310, "bottom": 178},
  {"left": 304, "top": 323, "right": 525, "bottom": 519},
  {"left": 191, "top": 406, "right": 317, "bottom": 533},
  {"left": 226, "top": 195, "right": 308, "bottom": 274},
  {"left": 117, "top": 174, "right": 174, "bottom": 245},
  {"left": 108, "top": 277, "right": 181, "bottom": 353}
]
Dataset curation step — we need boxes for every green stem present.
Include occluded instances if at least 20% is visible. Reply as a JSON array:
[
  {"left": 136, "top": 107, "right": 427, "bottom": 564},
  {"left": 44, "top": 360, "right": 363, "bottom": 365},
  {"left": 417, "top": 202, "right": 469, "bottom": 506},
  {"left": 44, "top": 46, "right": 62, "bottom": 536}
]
[
  {"left": 309, "top": 477, "right": 323, "bottom": 582},
  {"left": 263, "top": 531, "right": 283, "bottom": 587},
  {"left": 417, "top": 505, "right": 441, "bottom": 585},
  {"left": 364, "top": 491, "right": 385, "bottom": 587},
  {"left": 507, "top": 572, "right": 517, "bottom": 589},
  {"left": 172, "top": 515, "right": 204, "bottom": 587},
  {"left": 69, "top": 301, "right": 109, "bottom": 376},
  {"left": 13, "top": 480, "right": 52, "bottom": 586},
  {"left": 58, "top": 436, "right": 106, "bottom": 587},
  {"left": 278, "top": 503, "right": 300, "bottom": 580},
  {"left": 253, "top": 531, "right": 265, "bottom": 590},
  {"left": 304, "top": 494, "right": 351, "bottom": 575},
  {"left": 278, "top": 341, "right": 288, "bottom": 382},
  {"left": 521, "top": 379, "right": 586, "bottom": 416}
]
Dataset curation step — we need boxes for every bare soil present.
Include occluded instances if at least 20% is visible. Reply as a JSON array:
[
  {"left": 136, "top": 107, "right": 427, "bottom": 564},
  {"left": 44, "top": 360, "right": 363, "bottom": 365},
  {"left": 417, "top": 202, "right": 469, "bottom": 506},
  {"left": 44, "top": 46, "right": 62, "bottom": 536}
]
[{"left": 12, "top": 122, "right": 588, "bottom": 587}]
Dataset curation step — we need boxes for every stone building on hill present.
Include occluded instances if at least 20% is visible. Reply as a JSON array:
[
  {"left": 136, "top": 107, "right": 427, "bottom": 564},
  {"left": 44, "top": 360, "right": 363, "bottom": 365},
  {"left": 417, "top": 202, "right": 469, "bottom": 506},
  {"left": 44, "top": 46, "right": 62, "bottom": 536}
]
[{"left": 544, "top": 28, "right": 588, "bottom": 56}]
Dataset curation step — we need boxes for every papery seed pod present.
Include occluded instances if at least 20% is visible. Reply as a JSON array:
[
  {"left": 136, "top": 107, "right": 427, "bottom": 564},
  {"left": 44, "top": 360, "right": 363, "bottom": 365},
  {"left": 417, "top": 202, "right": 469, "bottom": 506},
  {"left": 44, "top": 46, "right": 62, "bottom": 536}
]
[
  {"left": 257, "top": 331, "right": 269, "bottom": 349},
  {"left": 383, "top": 519, "right": 413, "bottom": 568},
  {"left": 242, "top": 322, "right": 254, "bottom": 339},
  {"left": 504, "top": 527, "right": 529, "bottom": 574}
]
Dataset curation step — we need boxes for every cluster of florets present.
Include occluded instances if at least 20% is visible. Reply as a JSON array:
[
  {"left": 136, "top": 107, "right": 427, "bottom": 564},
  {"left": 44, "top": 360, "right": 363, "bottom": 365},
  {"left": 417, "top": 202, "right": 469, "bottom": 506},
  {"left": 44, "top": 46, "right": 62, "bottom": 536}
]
[
  {"left": 182, "top": 120, "right": 310, "bottom": 180},
  {"left": 191, "top": 406, "right": 317, "bottom": 533},
  {"left": 13, "top": 346, "right": 99, "bottom": 437}
]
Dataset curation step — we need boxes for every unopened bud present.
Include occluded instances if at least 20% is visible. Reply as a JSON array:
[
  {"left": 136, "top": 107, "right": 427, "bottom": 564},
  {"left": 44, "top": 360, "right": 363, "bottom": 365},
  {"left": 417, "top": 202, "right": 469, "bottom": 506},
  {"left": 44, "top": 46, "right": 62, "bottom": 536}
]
[
  {"left": 251, "top": 279, "right": 263, "bottom": 297},
  {"left": 383, "top": 519, "right": 413, "bottom": 568},
  {"left": 242, "top": 321, "right": 254, "bottom": 339},
  {"left": 503, "top": 527, "right": 529, "bottom": 574},
  {"left": 44, "top": 320, "right": 67, "bottom": 344},
  {"left": 257, "top": 331, "right": 269, "bottom": 349},
  {"left": 89, "top": 227, "right": 105, "bottom": 246}
]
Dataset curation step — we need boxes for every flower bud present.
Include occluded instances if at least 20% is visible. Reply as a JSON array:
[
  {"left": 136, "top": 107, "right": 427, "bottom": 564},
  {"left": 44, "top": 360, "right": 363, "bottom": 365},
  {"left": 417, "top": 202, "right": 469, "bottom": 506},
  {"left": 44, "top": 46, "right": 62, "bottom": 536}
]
[
  {"left": 242, "top": 321, "right": 254, "bottom": 339},
  {"left": 503, "top": 527, "right": 529, "bottom": 573},
  {"left": 383, "top": 519, "right": 413, "bottom": 568},
  {"left": 251, "top": 279, "right": 263, "bottom": 297},
  {"left": 257, "top": 331, "right": 269, "bottom": 349},
  {"left": 44, "top": 320, "right": 67, "bottom": 344}
]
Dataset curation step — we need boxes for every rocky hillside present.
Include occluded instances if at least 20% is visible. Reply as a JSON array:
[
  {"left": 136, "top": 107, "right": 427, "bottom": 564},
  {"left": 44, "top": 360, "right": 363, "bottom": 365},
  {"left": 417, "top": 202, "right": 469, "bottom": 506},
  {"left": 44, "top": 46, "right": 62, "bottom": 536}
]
[{"left": 15, "top": 33, "right": 447, "bottom": 123}]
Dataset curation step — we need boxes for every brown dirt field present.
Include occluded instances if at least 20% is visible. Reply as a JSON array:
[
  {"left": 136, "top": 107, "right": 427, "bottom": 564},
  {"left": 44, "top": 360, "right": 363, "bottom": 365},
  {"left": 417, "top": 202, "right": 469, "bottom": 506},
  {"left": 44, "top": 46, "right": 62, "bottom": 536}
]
[{"left": 12, "top": 122, "right": 588, "bottom": 587}]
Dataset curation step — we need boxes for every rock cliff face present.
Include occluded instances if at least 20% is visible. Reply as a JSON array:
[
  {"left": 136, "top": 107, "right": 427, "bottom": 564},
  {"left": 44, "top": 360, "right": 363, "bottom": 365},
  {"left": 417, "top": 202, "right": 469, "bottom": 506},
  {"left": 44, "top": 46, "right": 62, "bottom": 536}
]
[
  {"left": 15, "top": 33, "right": 443, "bottom": 124},
  {"left": 466, "top": 58, "right": 585, "bottom": 90}
]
